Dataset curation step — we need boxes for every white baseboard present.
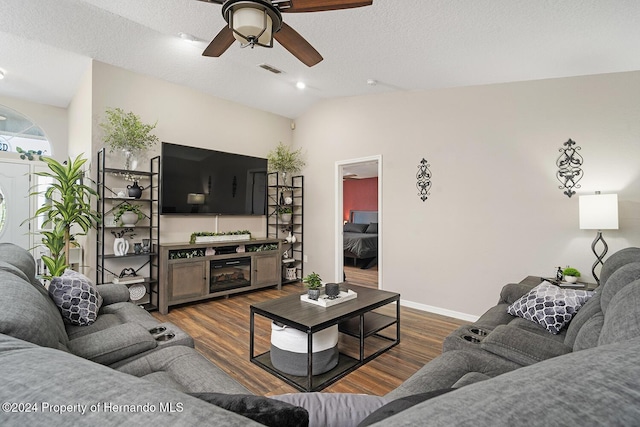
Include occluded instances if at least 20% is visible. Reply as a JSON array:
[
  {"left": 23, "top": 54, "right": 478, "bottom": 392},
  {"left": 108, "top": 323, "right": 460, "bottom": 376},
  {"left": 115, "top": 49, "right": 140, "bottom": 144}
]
[{"left": 400, "top": 299, "right": 479, "bottom": 323}]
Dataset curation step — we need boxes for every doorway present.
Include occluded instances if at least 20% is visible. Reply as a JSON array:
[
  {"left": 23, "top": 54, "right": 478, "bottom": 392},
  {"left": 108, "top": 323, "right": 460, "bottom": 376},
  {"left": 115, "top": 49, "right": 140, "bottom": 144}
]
[
  {"left": 335, "top": 155, "right": 382, "bottom": 289},
  {"left": 0, "top": 160, "right": 31, "bottom": 250}
]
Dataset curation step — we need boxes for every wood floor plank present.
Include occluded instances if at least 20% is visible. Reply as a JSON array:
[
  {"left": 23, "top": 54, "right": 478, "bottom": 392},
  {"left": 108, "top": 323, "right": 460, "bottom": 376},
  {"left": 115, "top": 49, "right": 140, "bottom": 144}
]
[{"left": 152, "top": 281, "right": 466, "bottom": 397}]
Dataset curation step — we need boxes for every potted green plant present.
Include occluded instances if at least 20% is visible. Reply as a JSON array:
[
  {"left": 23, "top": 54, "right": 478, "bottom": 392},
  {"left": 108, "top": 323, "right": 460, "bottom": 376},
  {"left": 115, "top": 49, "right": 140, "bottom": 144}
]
[
  {"left": 113, "top": 203, "right": 145, "bottom": 226},
  {"left": 563, "top": 267, "right": 581, "bottom": 283},
  {"left": 303, "top": 272, "right": 322, "bottom": 300},
  {"left": 267, "top": 142, "right": 305, "bottom": 186},
  {"left": 30, "top": 155, "right": 100, "bottom": 277},
  {"left": 99, "top": 107, "right": 159, "bottom": 170},
  {"left": 277, "top": 206, "right": 293, "bottom": 223}
]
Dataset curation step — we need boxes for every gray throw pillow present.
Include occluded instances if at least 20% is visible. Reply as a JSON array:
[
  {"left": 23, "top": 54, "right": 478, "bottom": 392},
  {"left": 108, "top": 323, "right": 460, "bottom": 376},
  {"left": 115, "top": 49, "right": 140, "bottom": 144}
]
[
  {"left": 507, "top": 281, "right": 594, "bottom": 334},
  {"left": 48, "top": 270, "right": 103, "bottom": 326}
]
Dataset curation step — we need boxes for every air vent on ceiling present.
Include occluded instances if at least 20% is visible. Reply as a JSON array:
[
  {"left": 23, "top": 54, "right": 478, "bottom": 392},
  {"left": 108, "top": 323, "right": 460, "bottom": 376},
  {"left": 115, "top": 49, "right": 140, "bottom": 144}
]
[{"left": 259, "top": 63, "right": 284, "bottom": 74}]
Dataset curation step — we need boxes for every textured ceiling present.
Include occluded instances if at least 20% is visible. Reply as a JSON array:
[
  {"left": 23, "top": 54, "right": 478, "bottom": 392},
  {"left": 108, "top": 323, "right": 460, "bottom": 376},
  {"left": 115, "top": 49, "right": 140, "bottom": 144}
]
[{"left": 1, "top": 0, "right": 640, "bottom": 118}]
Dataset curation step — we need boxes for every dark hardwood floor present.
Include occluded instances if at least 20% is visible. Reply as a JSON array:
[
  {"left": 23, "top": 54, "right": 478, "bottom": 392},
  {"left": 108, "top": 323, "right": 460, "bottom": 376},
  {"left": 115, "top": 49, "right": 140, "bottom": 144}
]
[
  {"left": 152, "top": 282, "right": 466, "bottom": 397},
  {"left": 344, "top": 262, "right": 378, "bottom": 288}
]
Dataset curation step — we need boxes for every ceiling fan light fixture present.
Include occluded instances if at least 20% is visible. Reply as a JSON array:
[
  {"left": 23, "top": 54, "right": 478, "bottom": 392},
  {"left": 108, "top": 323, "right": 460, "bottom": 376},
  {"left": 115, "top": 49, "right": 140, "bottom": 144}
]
[{"left": 223, "top": 0, "right": 282, "bottom": 48}]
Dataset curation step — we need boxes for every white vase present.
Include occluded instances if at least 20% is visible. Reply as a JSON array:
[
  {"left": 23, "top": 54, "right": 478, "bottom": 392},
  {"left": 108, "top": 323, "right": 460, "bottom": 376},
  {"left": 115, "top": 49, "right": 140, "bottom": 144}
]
[
  {"left": 565, "top": 276, "right": 578, "bottom": 283},
  {"left": 113, "top": 238, "right": 129, "bottom": 256}
]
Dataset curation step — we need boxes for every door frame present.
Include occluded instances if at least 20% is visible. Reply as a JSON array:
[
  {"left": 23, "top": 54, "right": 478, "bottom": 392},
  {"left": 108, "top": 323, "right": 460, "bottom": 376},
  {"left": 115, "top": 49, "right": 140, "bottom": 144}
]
[{"left": 334, "top": 155, "right": 383, "bottom": 288}]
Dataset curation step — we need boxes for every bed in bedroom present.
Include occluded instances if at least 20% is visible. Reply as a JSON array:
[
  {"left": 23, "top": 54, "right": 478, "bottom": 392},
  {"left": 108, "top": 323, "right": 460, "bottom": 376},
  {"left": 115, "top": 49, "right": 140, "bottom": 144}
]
[{"left": 343, "top": 210, "right": 378, "bottom": 269}]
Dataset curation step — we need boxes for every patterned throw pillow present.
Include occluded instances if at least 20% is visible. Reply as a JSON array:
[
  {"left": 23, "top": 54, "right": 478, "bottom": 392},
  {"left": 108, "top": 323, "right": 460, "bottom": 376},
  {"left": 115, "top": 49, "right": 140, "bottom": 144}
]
[
  {"left": 507, "top": 281, "right": 594, "bottom": 334},
  {"left": 48, "top": 270, "right": 103, "bottom": 326}
]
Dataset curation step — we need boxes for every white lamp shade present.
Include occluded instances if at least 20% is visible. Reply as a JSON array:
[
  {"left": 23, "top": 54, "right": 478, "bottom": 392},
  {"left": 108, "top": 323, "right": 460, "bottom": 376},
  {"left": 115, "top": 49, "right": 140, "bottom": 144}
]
[
  {"left": 579, "top": 194, "right": 619, "bottom": 230},
  {"left": 232, "top": 7, "right": 272, "bottom": 45}
]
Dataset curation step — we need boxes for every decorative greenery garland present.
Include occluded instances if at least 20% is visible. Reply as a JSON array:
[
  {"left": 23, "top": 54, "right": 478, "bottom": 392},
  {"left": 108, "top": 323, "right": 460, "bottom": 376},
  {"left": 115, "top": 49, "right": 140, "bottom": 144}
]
[{"left": 189, "top": 230, "right": 251, "bottom": 244}]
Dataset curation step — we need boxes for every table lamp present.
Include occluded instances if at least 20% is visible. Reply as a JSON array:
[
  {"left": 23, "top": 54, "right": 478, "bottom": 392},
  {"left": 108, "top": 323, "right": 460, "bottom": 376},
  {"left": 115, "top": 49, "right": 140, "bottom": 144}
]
[{"left": 579, "top": 192, "right": 618, "bottom": 284}]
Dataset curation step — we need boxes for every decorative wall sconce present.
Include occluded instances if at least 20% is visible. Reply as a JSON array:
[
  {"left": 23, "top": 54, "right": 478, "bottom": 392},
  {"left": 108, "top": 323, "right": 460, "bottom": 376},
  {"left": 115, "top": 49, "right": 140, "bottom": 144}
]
[
  {"left": 416, "top": 158, "right": 432, "bottom": 202},
  {"left": 556, "top": 138, "right": 583, "bottom": 198}
]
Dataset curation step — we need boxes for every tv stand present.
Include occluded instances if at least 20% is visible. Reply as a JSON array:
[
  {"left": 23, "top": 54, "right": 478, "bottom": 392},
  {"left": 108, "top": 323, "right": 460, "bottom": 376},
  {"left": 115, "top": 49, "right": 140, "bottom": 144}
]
[{"left": 158, "top": 238, "right": 281, "bottom": 314}]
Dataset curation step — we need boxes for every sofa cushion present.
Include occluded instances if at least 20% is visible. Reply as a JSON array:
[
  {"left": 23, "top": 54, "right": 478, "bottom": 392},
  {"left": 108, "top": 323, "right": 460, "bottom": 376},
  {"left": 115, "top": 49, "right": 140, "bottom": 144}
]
[
  {"left": 377, "top": 338, "right": 640, "bottom": 427},
  {"left": 113, "top": 345, "right": 251, "bottom": 394},
  {"left": 271, "top": 392, "right": 388, "bottom": 427},
  {"left": 0, "top": 333, "right": 262, "bottom": 426},
  {"left": 598, "top": 281, "right": 640, "bottom": 346},
  {"left": 49, "top": 271, "right": 103, "bottom": 326},
  {"left": 358, "top": 389, "right": 454, "bottom": 427},
  {"left": 189, "top": 393, "right": 309, "bottom": 427},
  {"left": 599, "top": 247, "right": 640, "bottom": 286},
  {"left": 0, "top": 262, "right": 69, "bottom": 351},
  {"left": 507, "top": 282, "right": 594, "bottom": 334}
]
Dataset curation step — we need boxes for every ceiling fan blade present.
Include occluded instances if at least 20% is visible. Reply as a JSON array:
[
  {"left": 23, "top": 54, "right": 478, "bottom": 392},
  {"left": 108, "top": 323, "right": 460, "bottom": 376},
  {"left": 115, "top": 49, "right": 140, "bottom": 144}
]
[
  {"left": 203, "top": 26, "right": 235, "bottom": 57},
  {"left": 274, "top": 22, "right": 323, "bottom": 67},
  {"left": 196, "top": 0, "right": 224, "bottom": 4},
  {"left": 280, "top": 0, "right": 372, "bottom": 13}
]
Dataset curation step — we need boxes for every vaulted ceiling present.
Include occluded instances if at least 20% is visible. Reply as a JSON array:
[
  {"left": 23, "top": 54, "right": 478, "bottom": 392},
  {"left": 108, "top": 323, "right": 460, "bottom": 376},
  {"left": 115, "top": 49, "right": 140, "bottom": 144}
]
[{"left": 1, "top": 0, "right": 640, "bottom": 118}]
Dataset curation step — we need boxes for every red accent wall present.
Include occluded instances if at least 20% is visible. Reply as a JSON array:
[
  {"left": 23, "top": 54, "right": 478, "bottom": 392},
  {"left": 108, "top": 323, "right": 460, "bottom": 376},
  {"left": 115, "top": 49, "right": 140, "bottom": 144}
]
[{"left": 343, "top": 177, "right": 378, "bottom": 222}]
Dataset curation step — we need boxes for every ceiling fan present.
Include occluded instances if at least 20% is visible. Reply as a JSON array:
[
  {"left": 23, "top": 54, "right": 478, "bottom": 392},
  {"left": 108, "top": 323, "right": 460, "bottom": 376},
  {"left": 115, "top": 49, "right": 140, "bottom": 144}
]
[{"left": 197, "top": 0, "right": 373, "bottom": 67}]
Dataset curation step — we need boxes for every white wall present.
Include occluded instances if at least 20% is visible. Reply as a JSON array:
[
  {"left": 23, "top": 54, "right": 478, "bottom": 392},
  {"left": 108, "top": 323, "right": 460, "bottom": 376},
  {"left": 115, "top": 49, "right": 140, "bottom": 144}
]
[
  {"left": 294, "top": 71, "right": 640, "bottom": 319},
  {"left": 89, "top": 61, "right": 293, "bottom": 244}
]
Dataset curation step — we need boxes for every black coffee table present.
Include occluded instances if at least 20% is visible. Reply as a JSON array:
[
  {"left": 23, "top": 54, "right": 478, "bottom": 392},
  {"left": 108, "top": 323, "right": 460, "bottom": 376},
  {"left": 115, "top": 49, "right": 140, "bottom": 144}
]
[{"left": 250, "top": 284, "right": 400, "bottom": 391}]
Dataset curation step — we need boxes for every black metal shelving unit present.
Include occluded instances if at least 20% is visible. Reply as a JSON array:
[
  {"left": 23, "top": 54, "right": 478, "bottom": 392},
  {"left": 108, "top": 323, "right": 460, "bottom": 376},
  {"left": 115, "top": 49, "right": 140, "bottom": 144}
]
[
  {"left": 96, "top": 148, "right": 160, "bottom": 311},
  {"left": 266, "top": 173, "right": 303, "bottom": 284}
]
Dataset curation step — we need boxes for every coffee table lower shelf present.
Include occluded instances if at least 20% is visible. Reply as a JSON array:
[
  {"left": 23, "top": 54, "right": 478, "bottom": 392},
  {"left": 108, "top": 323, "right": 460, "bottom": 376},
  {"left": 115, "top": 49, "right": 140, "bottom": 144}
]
[{"left": 252, "top": 352, "right": 360, "bottom": 392}]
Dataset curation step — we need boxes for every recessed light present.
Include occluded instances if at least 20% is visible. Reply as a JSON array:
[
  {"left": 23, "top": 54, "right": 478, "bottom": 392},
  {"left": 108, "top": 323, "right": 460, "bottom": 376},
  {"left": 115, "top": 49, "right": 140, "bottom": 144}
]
[
  {"left": 0, "top": 70, "right": 5, "bottom": 80},
  {"left": 296, "top": 81, "right": 306, "bottom": 90},
  {"left": 366, "top": 79, "right": 377, "bottom": 86},
  {"left": 0, "top": 115, "right": 6, "bottom": 121},
  {"left": 178, "top": 32, "right": 197, "bottom": 42}
]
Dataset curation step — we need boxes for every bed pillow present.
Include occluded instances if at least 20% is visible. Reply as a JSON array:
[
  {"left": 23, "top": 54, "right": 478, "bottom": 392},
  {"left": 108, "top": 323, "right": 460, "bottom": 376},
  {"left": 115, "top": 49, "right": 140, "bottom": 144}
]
[
  {"left": 365, "top": 223, "right": 378, "bottom": 233},
  {"left": 507, "top": 281, "right": 594, "bottom": 334},
  {"left": 344, "top": 223, "right": 368, "bottom": 233}
]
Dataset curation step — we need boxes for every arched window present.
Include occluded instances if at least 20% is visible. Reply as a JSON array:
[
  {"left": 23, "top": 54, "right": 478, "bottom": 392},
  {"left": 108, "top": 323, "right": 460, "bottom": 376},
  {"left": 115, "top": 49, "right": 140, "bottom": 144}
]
[{"left": 0, "top": 104, "right": 52, "bottom": 156}]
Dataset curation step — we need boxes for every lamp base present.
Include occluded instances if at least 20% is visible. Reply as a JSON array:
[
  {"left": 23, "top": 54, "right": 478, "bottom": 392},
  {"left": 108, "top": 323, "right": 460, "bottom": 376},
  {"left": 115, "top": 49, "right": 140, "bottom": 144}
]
[{"left": 591, "top": 230, "right": 608, "bottom": 285}]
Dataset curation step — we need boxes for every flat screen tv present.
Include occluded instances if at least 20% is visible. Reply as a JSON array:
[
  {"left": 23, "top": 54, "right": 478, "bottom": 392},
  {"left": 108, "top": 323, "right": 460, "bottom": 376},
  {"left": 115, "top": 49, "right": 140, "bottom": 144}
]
[{"left": 161, "top": 142, "right": 267, "bottom": 215}]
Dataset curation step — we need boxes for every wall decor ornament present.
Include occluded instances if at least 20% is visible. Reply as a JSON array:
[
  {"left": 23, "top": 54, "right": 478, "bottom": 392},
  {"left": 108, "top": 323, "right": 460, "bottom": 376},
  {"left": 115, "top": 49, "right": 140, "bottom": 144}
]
[
  {"left": 416, "top": 158, "right": 432, "bottom": 202},
  {"left": 556, "top": 138, "right": 583, "bottom": 198}
]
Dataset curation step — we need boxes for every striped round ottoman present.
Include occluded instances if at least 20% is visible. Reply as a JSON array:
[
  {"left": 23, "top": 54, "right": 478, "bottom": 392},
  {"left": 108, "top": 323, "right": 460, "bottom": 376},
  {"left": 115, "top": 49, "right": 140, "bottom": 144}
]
[{"left": 270, "top": 322, "right": 339, "bottom": 376}]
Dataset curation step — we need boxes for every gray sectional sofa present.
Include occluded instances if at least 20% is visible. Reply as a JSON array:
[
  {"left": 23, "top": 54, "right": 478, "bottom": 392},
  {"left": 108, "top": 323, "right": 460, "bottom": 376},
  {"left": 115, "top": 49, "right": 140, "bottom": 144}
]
[{"left": 2, "top": 242, "right": 640, "bottom": 426}]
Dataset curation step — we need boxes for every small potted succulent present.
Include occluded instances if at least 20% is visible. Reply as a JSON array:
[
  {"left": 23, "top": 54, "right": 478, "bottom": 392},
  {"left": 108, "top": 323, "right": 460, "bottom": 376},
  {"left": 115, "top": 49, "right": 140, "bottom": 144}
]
[
  {"left": 563, "top": 267, "right": 581, "bottom": 283},
  {"left": 303, "top": 272, "right": 322, "bottom": 301},
  {"left": 113, "top": 203, "right": 145, "bottom": 227}
]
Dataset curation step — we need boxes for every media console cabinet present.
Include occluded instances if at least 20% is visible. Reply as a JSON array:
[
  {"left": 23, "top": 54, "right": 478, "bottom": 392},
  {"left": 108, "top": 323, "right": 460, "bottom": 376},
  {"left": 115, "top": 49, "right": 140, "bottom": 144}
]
[{"left": 158, "top": 238, "right": 282, "bottom": 314}]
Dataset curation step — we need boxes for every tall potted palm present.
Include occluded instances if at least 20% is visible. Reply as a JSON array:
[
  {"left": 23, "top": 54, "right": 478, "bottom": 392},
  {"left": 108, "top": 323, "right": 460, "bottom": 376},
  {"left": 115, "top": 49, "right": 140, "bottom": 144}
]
[{"left": 32, "top": 154, "right": 100, "bottom": 277}]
